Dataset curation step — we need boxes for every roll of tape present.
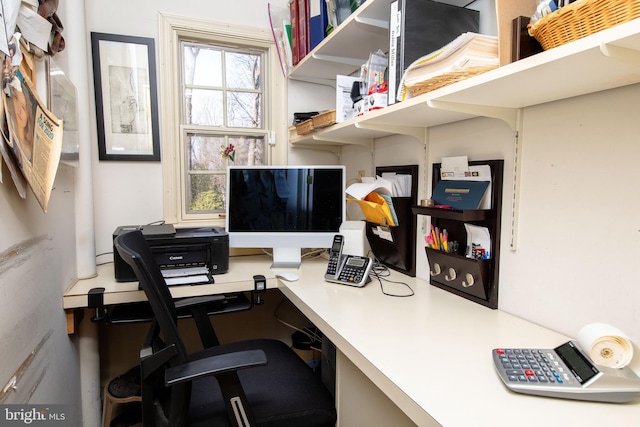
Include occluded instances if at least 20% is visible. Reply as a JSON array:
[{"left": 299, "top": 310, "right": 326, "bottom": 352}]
[
  {"left": 420, "top": 199, "right": 434, "bottom": 207},
  {"left": 576, "top": 323, "right": 634, "bottom": 369}
]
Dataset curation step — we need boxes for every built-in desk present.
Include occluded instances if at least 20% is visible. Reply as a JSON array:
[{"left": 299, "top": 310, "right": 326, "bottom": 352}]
[{"left": 64, "top": 256, "right": 640, "bottom": 426}]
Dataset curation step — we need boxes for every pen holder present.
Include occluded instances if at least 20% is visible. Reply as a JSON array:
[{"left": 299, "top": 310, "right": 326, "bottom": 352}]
[{"left": 425, "top": 247, "right": 491, "bottom": 301}]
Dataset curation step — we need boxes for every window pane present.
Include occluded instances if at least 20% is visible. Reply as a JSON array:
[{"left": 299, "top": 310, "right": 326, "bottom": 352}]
[
  {"left": 228, "top": 136, "right": 265, "bottom": 165},
  {"left": 227, "top": 92, "right": 261, "bottom": 128},
  {"left": 225, "top": 52, "right": 261, "bottom": 90},
  {"left": 187, "top": 134, "right": 227, "bottom": 171},
  {"left": 188, "top": 173, "right": 226, "bottom": 213},
  {"left": 183, "top": 46, "right": 222, "bottom": 87},
  {"left": 187, "top": 88, "right": 223, "bottom": 126}
]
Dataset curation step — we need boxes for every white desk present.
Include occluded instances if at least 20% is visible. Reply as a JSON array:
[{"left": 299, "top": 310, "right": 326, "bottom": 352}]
[
  {"left": 63, "top": 255, "right": 279, "bottom": 309},
  {"left": 64, "top": 256, "right": 640, "bottom": 426}
]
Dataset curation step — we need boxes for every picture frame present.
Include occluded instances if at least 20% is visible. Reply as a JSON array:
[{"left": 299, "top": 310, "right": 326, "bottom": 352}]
[{"left": 91, "top": 32, "right": 160, "bottom": 161}]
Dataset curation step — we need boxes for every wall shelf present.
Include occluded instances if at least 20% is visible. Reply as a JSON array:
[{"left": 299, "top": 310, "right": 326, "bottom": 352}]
[{"left": 288, "top": 0, "right": 640, "bottom": 143}]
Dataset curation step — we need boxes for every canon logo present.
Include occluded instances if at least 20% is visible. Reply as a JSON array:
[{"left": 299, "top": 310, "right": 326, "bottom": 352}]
[{"left": 169, "top": 256, "right": 184, "bottom": 261}]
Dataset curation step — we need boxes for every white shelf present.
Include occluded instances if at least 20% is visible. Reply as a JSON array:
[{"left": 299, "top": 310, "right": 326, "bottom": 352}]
[
  {"left": 289, "top": 5, "right": 640, "bottom": 146},
  {"left": 290, "top": 0, "right": 390, "bottom": 81}
]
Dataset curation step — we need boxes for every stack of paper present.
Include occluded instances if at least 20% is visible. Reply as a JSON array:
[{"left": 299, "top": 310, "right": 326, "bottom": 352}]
[{"left": 399, "top": 32, "right": 499, "bottom": 97}]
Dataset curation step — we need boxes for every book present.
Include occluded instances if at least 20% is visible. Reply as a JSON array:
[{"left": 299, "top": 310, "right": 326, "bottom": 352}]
[
  {"left": 297, "top": 0, "right": 310, "bottom": 61},
  {"left": 431, "top": 179, "right": 490, "bottom": 210},
  {"left": 309, "top": 0, "right": 328, "bottom": 50},
  {"left": 388, "top": 0, "right": 479, "bottom": 104},
  {"left": 290, "top": 0, "right": 300, "bottom": 65},
  {"left": 400, "top": 32, "right": 499, "bottom": 94}
]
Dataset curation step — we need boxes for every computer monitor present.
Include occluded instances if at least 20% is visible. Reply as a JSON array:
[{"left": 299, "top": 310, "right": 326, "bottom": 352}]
[{"left": 226, "top": 165, "right": 346, "bottom": 268}]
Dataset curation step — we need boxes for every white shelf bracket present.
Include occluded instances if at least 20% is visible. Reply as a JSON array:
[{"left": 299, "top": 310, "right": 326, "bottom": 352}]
[
  {"left": 428, "top": 99, "right": 518, "bottom": 131},
  {"left": 355, "top": 16, "right": 388, "bottom": 30},
  {"left": 355, "top": 121, "right": 426, "bottom": 144},
  {"left": 288, "top": 75, "right": 336, "bottom": 88},
  {"left": 311, "top": 134, "right": 373, "bottom": 147},
  {"left": 311, "top": 53, "right": 366, "bottom": 67},
  {"left": 289, "top": 142, "right": 342, "bottom": 157},
  {"left": 599, "top": 41, "right": 640, "bottom": 66}
]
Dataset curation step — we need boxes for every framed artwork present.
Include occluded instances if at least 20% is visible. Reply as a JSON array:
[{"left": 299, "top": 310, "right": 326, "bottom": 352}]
[{"left": 91, "top": 32, "right": 160, "bottom": 161}]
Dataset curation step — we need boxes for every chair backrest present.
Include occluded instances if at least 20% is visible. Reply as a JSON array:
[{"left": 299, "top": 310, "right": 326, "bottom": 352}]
[{"left": 114, "top": 230, "right": 191, "bottom": 426}]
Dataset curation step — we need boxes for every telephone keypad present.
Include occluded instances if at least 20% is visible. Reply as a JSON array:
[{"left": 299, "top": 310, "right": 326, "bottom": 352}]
[{"left": 326, "top": 256, "right": 340, "bottom": 276}]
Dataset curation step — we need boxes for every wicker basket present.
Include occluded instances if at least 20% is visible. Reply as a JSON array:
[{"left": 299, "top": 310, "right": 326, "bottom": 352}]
[
  {"left": 528, "top": 0, "right": 640, "bottom": 50},
  {"left": 311, "top": 110, "right": 336, "bottom": 128},
  {"left": 295, "top": 119, "right": 314, "bottom": 135},
  {"left": 406, "top": 65, "right": 497, "bottom": 97}
]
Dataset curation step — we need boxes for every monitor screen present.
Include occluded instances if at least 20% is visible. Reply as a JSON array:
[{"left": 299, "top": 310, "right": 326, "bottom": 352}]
[{"left": 226, "top": 165, "right": 346, "bottom": 268}]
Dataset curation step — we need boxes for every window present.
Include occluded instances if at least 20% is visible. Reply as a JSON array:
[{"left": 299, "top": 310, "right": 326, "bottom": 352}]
[
  {"left": 182, "top": 42, "right": 266, "bottom": 214},
  {"left": 159, "top": 13, "right": 287, "bottom": 225}
]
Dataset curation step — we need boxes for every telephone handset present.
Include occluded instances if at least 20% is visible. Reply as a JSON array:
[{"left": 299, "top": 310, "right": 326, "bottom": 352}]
[
  {"left": 325, "top": 234, "right": 344, "bottom": 279},
  {"left": 324, "top": 234, "right": 373, "bottom": 287}
]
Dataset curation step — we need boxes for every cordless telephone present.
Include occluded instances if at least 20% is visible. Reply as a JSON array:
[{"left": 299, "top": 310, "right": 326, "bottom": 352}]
[
  {"left": 324, "top": 234, "right": 373, "bottom": 287},
  {"left": 325, "top": 234, "right": 344, "bottom": 279}
]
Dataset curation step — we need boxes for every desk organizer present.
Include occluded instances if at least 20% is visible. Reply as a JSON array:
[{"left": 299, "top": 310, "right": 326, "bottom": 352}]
[
  {"left": 366, "top": 165, "right": 419, "bottom": 277},
  {"left": 413, "top": 160, "right": 503, "bottom": 309},
  {"left": 425, "top": 248, "right": 490, "bottom": 300}
]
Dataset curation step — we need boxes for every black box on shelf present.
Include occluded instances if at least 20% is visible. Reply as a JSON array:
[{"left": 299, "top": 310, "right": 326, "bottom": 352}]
[{"left": 388, "top": 0, "right": 480, "bottom": 104}]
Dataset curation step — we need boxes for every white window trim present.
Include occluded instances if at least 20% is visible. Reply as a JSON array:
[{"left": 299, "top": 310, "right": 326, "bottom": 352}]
[{"left": 158, "top": 12, "right": 287, "bottom": 226}]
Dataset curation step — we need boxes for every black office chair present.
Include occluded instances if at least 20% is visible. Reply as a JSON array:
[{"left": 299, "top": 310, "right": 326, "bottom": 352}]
[{"left": 114, "top": 230, "right": 336, "bottom": 427}]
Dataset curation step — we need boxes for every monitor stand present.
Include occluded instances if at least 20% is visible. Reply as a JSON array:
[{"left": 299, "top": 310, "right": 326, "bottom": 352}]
[{"left": 271, "top": 247, "right": 302, "bottom": 269}]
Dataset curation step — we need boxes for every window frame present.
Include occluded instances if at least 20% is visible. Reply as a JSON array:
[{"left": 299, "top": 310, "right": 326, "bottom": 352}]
[{"left": 158, "top": 12, "right": 287, "bottom": 226}]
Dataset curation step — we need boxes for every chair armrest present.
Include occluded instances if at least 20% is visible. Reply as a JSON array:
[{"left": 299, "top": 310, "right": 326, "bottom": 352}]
[{"left": 164, "top": 349, "right": 267, "bottom": 387}]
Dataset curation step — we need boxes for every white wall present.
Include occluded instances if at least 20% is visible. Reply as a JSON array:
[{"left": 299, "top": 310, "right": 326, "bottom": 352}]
[
  {"left": 0, "top": 137, "right": 81, "bottom": 409},
  {"left": 502, "top": 84, "right": 640, "bottom": 341},
  {"left": 0, "top": 1, "right": 83, "bottom": 418}
]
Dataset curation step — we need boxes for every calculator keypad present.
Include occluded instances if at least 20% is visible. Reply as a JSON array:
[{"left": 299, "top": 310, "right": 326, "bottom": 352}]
[{"left": 495, "top": 348, "right": 574, "bottom": 386}]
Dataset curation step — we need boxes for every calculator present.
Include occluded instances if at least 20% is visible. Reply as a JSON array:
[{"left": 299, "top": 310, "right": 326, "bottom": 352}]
[{"left": 492, "top": 341, "right": 640, "bottom": 403}]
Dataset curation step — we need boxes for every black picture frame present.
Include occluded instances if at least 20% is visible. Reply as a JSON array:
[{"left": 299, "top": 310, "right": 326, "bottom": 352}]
[{"left": 91, "top": 32, "right": 160, "bottom": 161}]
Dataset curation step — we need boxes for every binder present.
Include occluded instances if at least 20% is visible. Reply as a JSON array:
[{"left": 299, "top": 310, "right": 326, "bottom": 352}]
[
  {"left": 388, "top": 0, "right": 479, "bottom": 104},
  {"left": 310, "top": 0, "right": 329, "bottom": 50}
]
